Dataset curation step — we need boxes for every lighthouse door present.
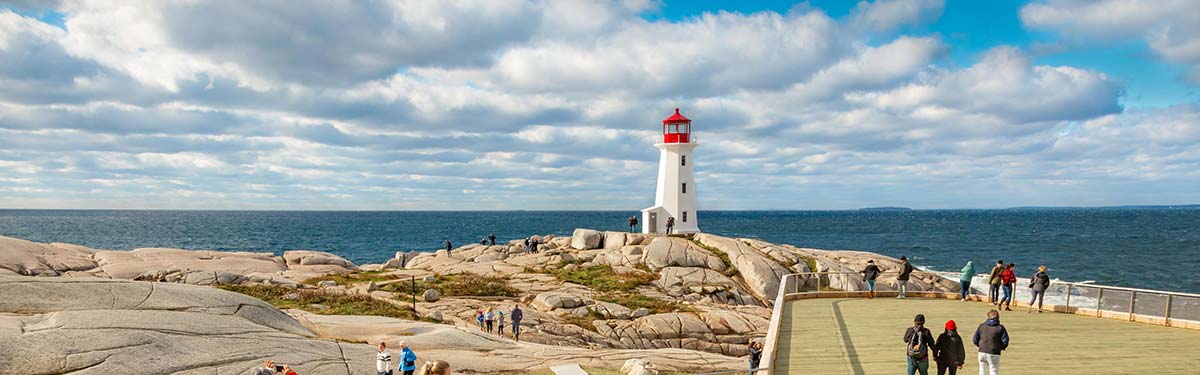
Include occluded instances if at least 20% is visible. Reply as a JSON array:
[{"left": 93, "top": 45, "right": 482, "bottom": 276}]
[{"left": 647, "top": 212, "right": 658, "bottom": 234}]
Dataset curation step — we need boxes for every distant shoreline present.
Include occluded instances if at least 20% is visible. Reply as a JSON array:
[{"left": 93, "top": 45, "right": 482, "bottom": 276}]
[{"left": 0, "top": 205, "right": 1198, "bottom": 212}]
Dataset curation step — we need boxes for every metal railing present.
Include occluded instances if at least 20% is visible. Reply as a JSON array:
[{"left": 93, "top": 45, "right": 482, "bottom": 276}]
[
  {"left": 758, "top": 271, "right": 1200, "bottom": 375},
  {"left": 691, "top": 368, "right": 767, "bottom": 375}
]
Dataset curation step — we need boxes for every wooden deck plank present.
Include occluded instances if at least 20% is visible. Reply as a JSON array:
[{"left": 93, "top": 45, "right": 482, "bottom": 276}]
[{"left": 773, "top": 298, "right": 1200, "bottom": 375}]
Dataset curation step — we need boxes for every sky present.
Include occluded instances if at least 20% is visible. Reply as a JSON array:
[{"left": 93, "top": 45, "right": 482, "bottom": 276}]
[{"left": 0, "top": 0, "right": 1198, "bottom": 210}]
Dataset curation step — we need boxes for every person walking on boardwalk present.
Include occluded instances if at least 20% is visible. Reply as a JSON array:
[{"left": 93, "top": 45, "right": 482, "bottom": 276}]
[
  {"left": 747, "top": 341, "right": 763, "bottom": 375},
  {"left": 375, "top": 342, "right": 393, "bottom": 375},
  {"left": 934, "top": 320, "right": 965, "bottom": 375},
  {"left": 1028, "top": 265, "right": 1051, "bottom": 313},
  {"left": 398, "top": 342, "right": 417, "bottom": 375},
  {"left": 628, "top": 216, "right": 639, "bottom": 233},
  {"left": 998, "top": 264, "right": 1016, "bottom": 311},
  {"left": 897, "top": 256, "right": 914, "bottom": 299},
  {"left": 496, "top": 309, "right": 506, "bottom": 337},
  {"left": 488, "top": 233, "right": 496, "bottom": 246},
  {"left": 665, "top": 216, "right": 675, "bottom": 234},
  {"left": 959, "top": 261, "right": 976, "bottom": 302},
  {"left": 972, "top": 310, "right": 1009, "bottom": 375},
  {"left": 987, "top": 260, "right": 1003, "bottom": 304},
  {"left": 861, "top": 260, "right": 883, "bottom": 299},
  {"left": 510, "top": 304, "right": 524, "bottom": 342},
  {"left": 904, "top": 313, "right": 935, "bottom": 375},
  {"left": 484, "top": 307, "right": 495, "bottom": 333}
]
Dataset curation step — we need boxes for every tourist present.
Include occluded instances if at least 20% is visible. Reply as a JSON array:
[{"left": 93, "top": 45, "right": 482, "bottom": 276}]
[
  {"left": 747, "top": 341, "right": 763, "bottom": 375},
  {"left": 903, "top": 313, "right": 935, "bottom": 375},
  {"left": 511, "top": 304, "right": 524, "bottom": 341},
  {"left": 497, "top": 309, "right": 506, "bottom": 337},
  {"left": 988, "top": 261, "right": 1004, "bottom": 305},
  {"left": 488, "top": 233, "right": 496, "bottom": 246},
  {"left": 254, "top": 360, "right": 297, "bottom": 375},
  {"left": 933, "top": 320, "right": 965, "bottom": 375},
  {"left": 999, "top": 264, "right": 1016, "bottom": 311},
  {"left": 479, "top": 237, "right": 487, "bottom": 245},
  {"left": 530, "top": 236, "right": 540, "bottom": 253},
  {"left": 376, "top": 342, "right": 393, "bottom": 375},
  {"left": 959, "top": 261, "right": 976, "bottom": 302},
  {"left": 476, "top": 309, "right": 485, "bottom": 330},
  {"left": 523, "top": 237, "right": 531, "bottom": 254},
  {"left": 666, "top": 216, "right": 675, "bottom": 234},
  {"left": 861, "top": 260, "right": 882, "bottom": 299},
  {"left": 972, "top": 310, "right": 1009, "bottom": 375},
  {"left": 484, "top": 307, "right": 495, "bottom": 333},
  {"left": 1028, "top": 265, "right": 1051, "bottom": 313},
  {"left": 399, "top": 342, "right": 417, "bottom": 375},
  {"left": 897, "top": 256, "right": 914, "bottom": 299},
  {"left": 629, "top": 215, "right": 639, "bottom": 233},
  {"left": 415, "top": 360, "right": 450, "bottom": 375},
  {"left": 443, "top": 240, "right": 452, "bottom": 255}
]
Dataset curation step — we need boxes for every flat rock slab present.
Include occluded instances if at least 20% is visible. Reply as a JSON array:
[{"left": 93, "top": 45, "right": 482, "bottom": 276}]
[{"left": 551, "top": 364, "right": 590, "bottom": 375}]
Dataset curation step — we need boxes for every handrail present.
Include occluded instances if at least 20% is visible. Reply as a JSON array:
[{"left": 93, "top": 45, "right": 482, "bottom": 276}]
[
  {"left": 924, "top": 270, "right": 1200, "bottom": 298},
  {"left": 691, "top": 368, "right": 768, "bottom": 375}
]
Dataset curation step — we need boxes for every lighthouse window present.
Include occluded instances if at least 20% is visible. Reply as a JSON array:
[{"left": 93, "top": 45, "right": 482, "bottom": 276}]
[
  {"left": 681, "top": 155, "right": 686, "bottom": 166},
  {"left": 682, "top": 183, "right": 687, "bottom": 194},
  {"left": 683, "top": 211, "right": 688, "bottom": 222}
]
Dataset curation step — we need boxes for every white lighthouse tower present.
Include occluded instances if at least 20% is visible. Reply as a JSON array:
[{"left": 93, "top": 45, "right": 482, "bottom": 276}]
[{"left": 642, "top": 108, "right": 699, "bottom": 234}]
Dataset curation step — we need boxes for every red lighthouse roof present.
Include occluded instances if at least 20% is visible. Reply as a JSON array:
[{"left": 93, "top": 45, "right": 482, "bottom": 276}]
[{"left": 662, "top": 108, "right": 691, "bottom": 124}]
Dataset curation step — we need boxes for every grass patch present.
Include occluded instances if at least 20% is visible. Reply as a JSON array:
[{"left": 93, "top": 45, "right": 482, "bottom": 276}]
[
  {"left": 303, "top": 269, "right": 405, "bottom": 286},
  {"left": 559, "top": 310, "right": 604, "bottom": 332},
  {"left": 596, "top": 292, "right": 697, "bottom": 314},
  {"left": 799, "top": 255, "right": 818, "bottom": 273},
  {"left": 690, "top": 240, "right": 738, "bottom": 277},
  {"left": 382, "top": 273, "right": 519, "bottom": 298},
  {"left": 548, "top": 264, "right": 656, "bottom": 293},
  {"left": 217, "top": 284, "right": 419, "bottom": 320}
]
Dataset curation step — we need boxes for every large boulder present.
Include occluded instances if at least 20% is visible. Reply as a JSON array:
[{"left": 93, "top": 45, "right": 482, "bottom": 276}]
[
  {"left": 0, "top": 275, "right": 377, "bottom": 374},
  {"left": 695, "top": 234, "right": 790, "bottom": 305},
  {"left": 532, "top": 292, "right": 585, "bottom": 311},
  {"left": 603, "top": 231, "right": 627, "bottom": 250},
  {"left": 94, "top": 248, "right": 286, "bottom": 280},
  {"left": 571, "top": 229, "right": 604, "bottom": 250},
  {"left": 655, "top": 267, "right": 740, "bottom": 296},
  {"left": 642, "top": 237, "right": 727, "bottom": 272},
  {"left": 0, "top": 235, "right": 98, "bottom": 276}
]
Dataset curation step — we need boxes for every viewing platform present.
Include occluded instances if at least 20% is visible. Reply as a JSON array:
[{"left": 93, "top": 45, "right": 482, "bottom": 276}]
[{"left": 760, "top": 274, "right": 1200, "bottom": 375}]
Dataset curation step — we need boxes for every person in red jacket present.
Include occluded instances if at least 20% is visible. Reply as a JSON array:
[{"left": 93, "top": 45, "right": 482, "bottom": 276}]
[{"left": 998, "top": 264, "right": 1017, "bottom": 311}]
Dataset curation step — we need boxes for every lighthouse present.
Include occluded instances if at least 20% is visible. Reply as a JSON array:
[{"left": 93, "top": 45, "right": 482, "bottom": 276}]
[{"left": 642, "top": 108, "right": 699, "bottom": 234}]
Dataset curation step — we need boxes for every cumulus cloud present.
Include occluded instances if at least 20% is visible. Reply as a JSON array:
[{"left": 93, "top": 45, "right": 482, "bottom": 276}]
[
  {"left": 1021, "top": 0, "right": 1200, "bottom": 84},
  {"left": 0, "top": 1, "right": 1195, "bottom": 209}
]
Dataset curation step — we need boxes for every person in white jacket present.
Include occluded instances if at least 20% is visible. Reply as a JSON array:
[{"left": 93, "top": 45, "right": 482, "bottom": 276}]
[{"left": 376, "top": 342, "right": 393, "bottom": 375}]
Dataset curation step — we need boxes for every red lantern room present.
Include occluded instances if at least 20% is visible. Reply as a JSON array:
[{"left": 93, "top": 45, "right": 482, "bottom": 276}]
[{"left": 662, "top": 108, "right": 691, "bottom": 143}]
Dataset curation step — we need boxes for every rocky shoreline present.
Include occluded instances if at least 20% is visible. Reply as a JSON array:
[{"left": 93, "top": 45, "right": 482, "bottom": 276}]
[{"left": 0, "top": 229, "right": 959, "bottom": 374}]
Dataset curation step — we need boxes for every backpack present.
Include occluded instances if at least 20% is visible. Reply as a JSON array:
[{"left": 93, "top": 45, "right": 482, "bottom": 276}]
[{"left": 907, "top": 328, "right": 929, "bottom": 359}]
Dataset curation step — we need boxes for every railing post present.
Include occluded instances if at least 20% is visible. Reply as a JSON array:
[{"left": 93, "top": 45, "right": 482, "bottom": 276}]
[
  {"left": 1165, "top": 294, "right": 1173, "bottom": 327},
  {"left": 816, "top": 274, "right": 821, "bottom": 297},
  {"left": 1128, "top": 290, "right": 1136, "bottom": 322},
  {"left": 1096, "top": 288, "right": 1104, "bottom": 318}
]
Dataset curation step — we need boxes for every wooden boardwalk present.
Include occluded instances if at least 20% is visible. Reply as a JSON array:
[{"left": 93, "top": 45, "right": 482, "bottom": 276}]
[{"left": 773, "top": 298, "right": 1200, "bottom": 374}]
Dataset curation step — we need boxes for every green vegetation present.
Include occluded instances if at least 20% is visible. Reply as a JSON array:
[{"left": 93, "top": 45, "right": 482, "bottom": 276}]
[
  {"left": 597, "top": 292, "right": 697, "bottom": 314},
  {"left": 799, "top": 255, "right": 818, "bottom": 274},
  {"left": 559, "top": 310, "right": 605, "bottom": 333},
  {"left": 303, "top": 269, "right": 405, "bottom": 286},
  {"left": 217, "top": 284, "right": 419, "bottom": 320},
  {"left": 548, "top": 264, "right": 656, "bottom": 293},
  {"left": 382, "top": 272, "right": 519, "bottom": 298}
]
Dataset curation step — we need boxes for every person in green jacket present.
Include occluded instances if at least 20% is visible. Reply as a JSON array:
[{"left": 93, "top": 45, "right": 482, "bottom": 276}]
[
  {"left": 987, "top": 260, "right": 1004, "bottom": 305},
  {"left": 959, "top": 261, "right": 976, "bottom": 302}
]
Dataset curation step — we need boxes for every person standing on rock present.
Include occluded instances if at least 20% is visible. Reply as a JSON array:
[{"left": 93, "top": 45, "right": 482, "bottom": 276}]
[
  {"left": 511, "top": 304, "right": 524, "bottom": 341},
  {"left": 666, "top": 216, "right": 675, "bottom": 234},
  {"left": 376, "top": 342, "right": 393, "bottom": 375},
  {"left": 747, "top": 341, "right": 763, "bottom": 375},
  {"left": 861, "top": 260, "right": 883, "bottom": 299},
  {"left": 999, "top": 264, "right": 1016, "bottom": 311},
  {"left": 973, "top": 310, "right": 1009, "bottom": 375},
  {"left": 628, "top": 215, "right": 639, "bottom": 233},
  {"left": 399, "top": 342, "right": 417, "bottom": 375},
  {"left": 897, "top": 256, "right": 914, "bottom": 299},
  {"left": 488, "top": 233, "right": 496, "bottom": 246},
  {"left": 476, "top": 309, "right": 485, "bottom": 330},
  {"left": 903, "top": 313, "right": 935, "bottom": 375},
  {"left": 1028, "top": 265, "right": 1050, "bottom": 314},
  {"left": 933, "top": 320, "right": 965, "bottom": 375},
  {"left": 496, "top": 309, "right": 506, "bottom": 337},
  {"left": 484, "top": 307, "right": 496, "bottom": 333},
  {"left": 988, "top": 260, "right": 1004, "bottom": 305},
  {"left": 443, "top": 240, "right": 452, "bottom": 255},
  {"left": 959, "top": 261, "right": 976, "bottom": 302},
  {"left": 530, "top": 236, "right": 540, "bottom": 253}
]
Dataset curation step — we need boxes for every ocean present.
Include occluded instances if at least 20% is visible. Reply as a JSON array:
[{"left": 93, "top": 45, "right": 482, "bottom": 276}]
[{"left": 0, "top": 208, "right": 1196, "bottom": 293}]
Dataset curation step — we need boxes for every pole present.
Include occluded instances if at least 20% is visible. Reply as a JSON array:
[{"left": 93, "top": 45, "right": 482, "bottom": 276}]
[
  {"left": 1065, "top": 284, "right": 1072, "bottom": 309},
  {"left": 411, "top": 275, "right": 417, "bottom": 313},
  {"left": 1165, "top": 294, "right": 1173, "bottom": 327},
  {"left": 1128, "top": 291, "right": 1136, "bottom": 322},
  {"left": 1096, "top": 288, "right": 1104, "bottom": 318}
]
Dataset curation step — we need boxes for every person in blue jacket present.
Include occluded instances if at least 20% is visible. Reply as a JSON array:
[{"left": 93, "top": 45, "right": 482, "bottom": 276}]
[{"left": 398, "top": 341, "right": 417, "bottom": 375}]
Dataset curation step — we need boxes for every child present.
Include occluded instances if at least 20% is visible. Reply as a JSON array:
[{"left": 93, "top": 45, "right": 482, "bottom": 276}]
[
  {"left": 933, "top": 320, "right": 966, "bottom": 375},
  {"left": 476, "top": 309, "right": 485, "bottom": 331},
  {"left": 496, "top": 309, "right": 506, "bottom": 337}
]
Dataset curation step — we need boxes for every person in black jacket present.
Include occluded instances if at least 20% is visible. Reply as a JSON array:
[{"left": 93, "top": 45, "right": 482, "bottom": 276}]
[
  {"left": 897, "top": 256, "right": 914, "bottom": 299},
  {"left": 973, "top": 310, "right": 1009, "bottom": 375},
  {"left": 933, "top": 320, "right": 965, "bottom": 375},
  {"left": 904, "top": 314, "right": 935, "bottom": 375},
  {"left": 861, "top": 260, "right": 883, "bottom": 299}
]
